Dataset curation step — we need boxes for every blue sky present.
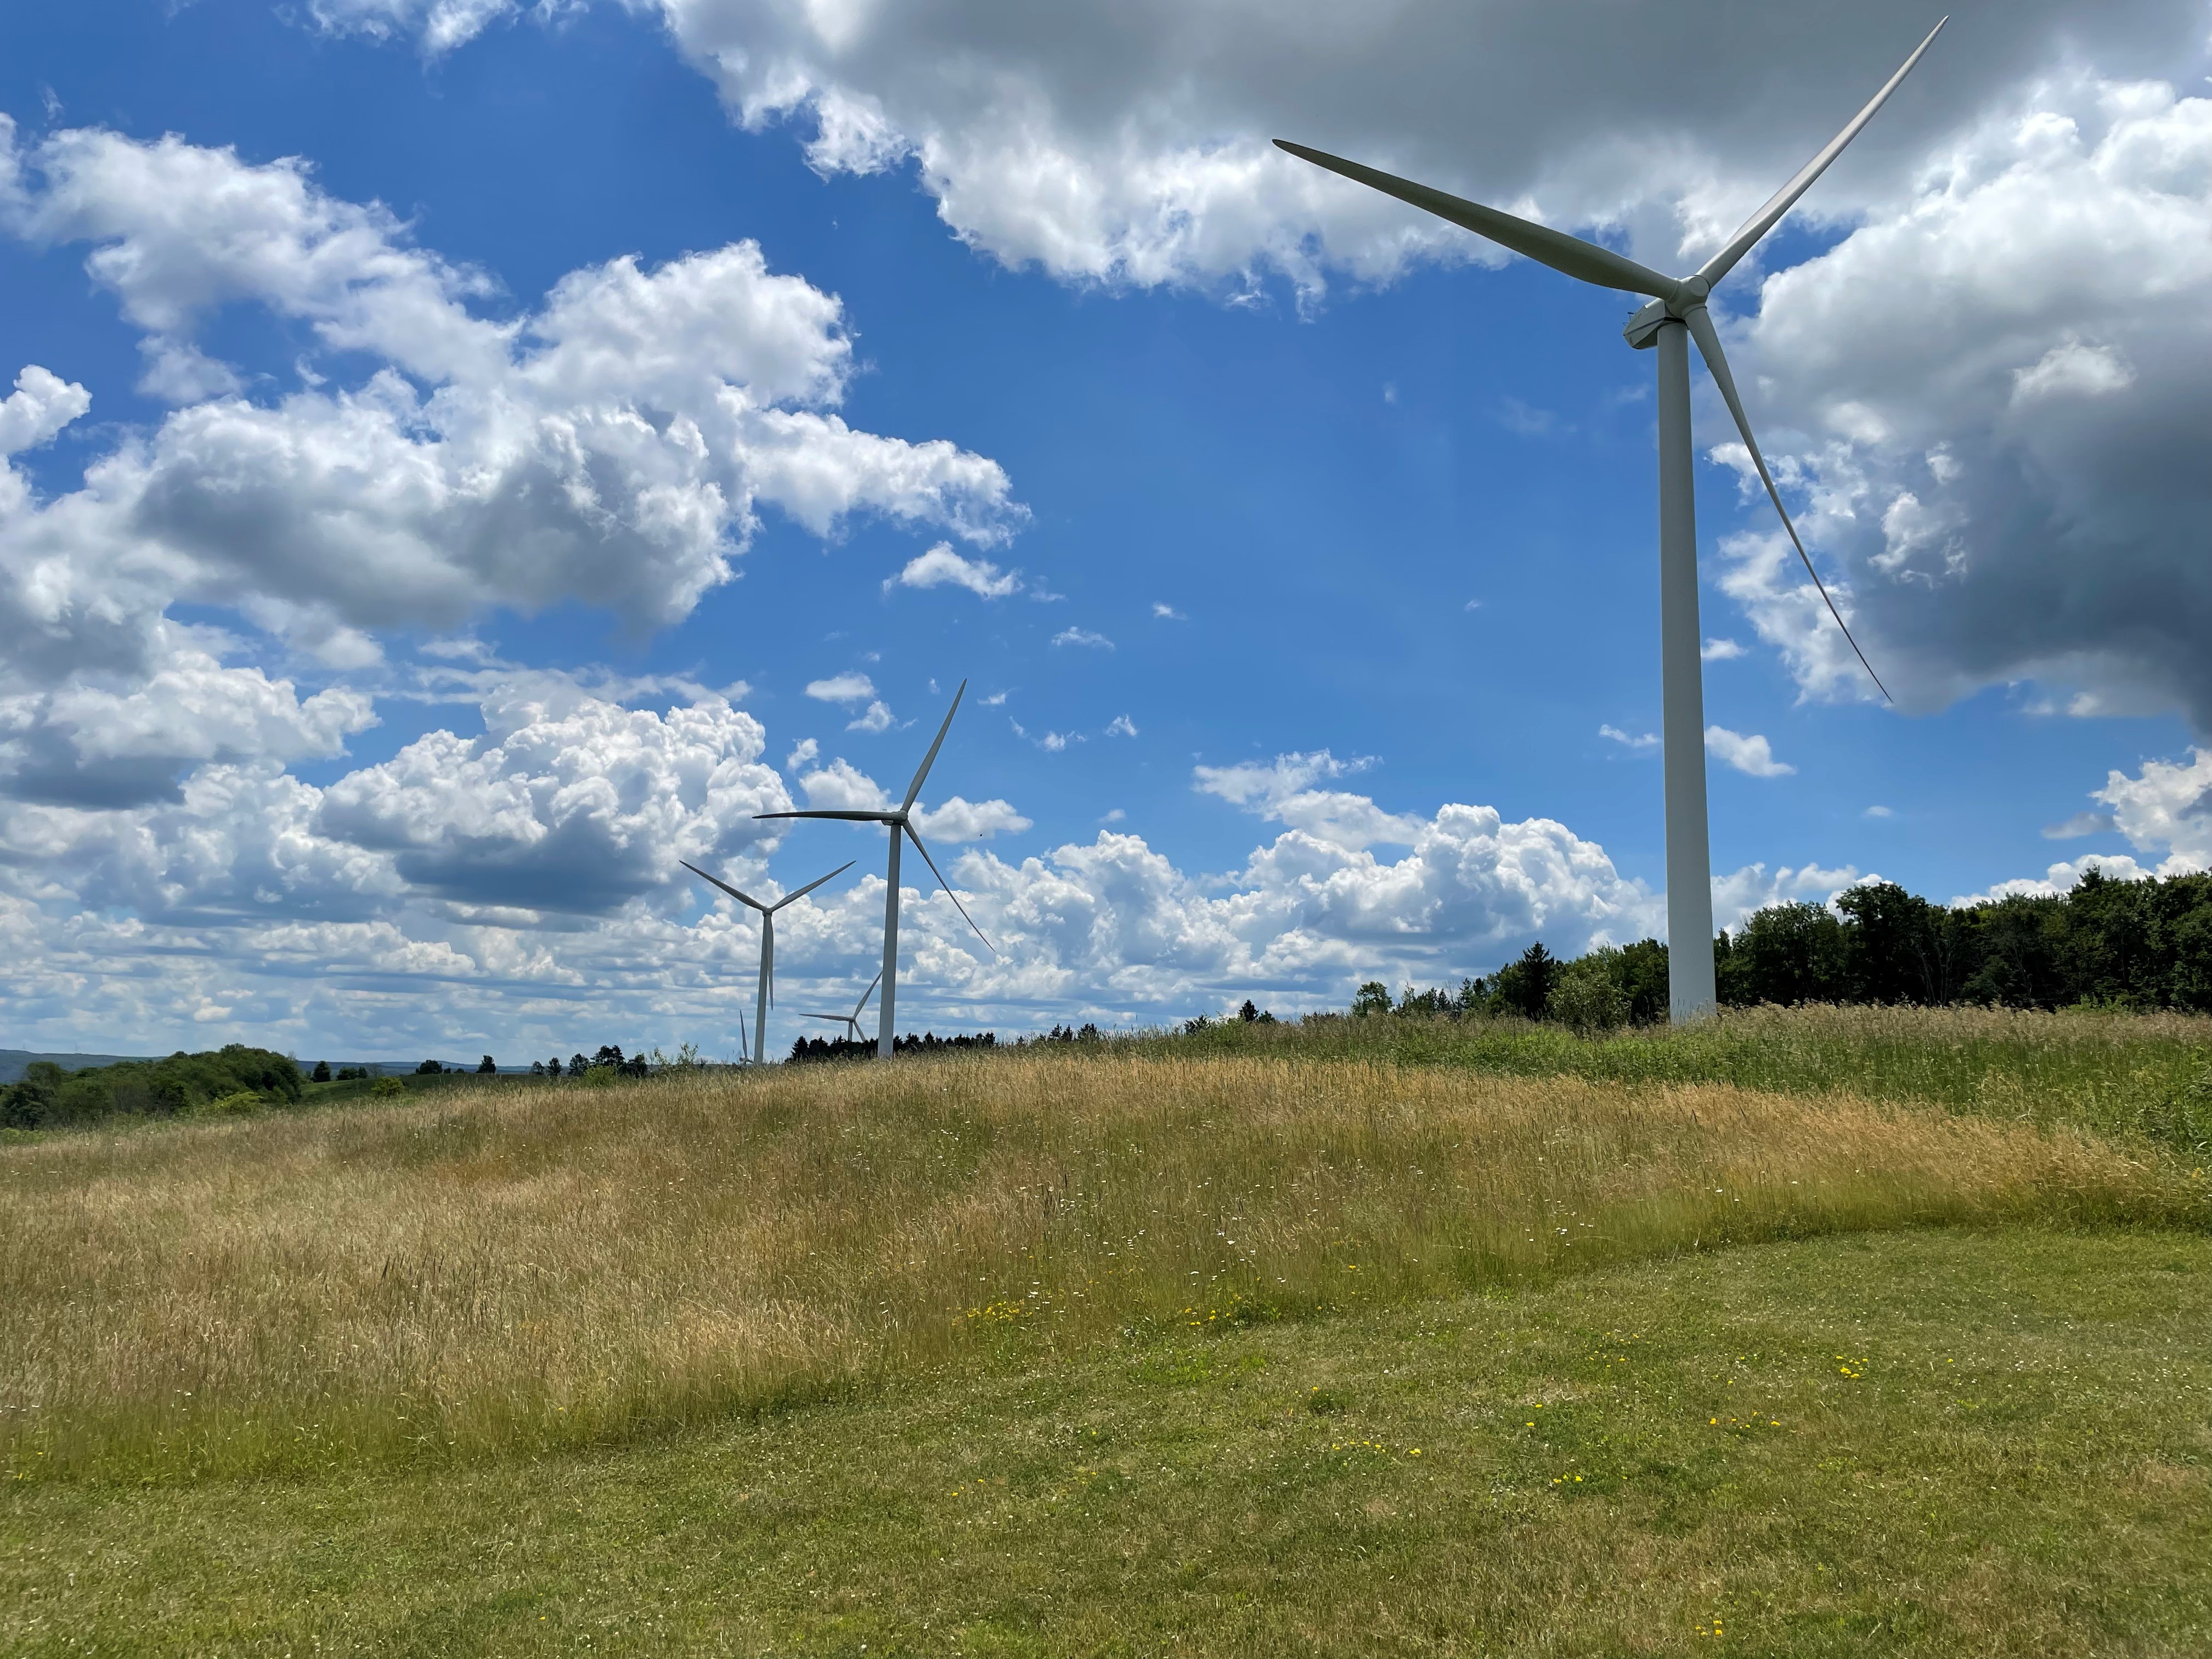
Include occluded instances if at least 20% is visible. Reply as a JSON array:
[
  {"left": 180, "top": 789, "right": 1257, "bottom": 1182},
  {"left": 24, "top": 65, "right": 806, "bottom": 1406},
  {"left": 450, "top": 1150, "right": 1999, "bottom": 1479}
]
[{"left": 3, "top": 0, "right": 2208, "bottom": 1059}]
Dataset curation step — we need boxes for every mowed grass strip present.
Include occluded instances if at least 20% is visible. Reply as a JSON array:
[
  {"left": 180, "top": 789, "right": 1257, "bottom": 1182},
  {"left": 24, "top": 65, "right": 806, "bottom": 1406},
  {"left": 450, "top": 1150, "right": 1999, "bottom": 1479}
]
[
  {"left": 3, "top": 1053, "right": 2202, "bottom": 1478},
  {"left": 4, "top": 1229, "right": 2209, "bottom": 1657}
]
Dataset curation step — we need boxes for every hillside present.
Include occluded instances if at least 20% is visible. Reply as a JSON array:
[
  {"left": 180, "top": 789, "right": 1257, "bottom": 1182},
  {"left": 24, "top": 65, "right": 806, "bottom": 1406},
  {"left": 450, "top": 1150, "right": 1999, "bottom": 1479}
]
[{"left": 3, "top": 1021, "right": 2208, "bottom": 1654}]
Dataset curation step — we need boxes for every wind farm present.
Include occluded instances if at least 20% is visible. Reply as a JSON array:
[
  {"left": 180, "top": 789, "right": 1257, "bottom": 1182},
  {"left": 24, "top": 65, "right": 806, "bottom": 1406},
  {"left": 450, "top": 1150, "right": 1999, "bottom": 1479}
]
[
  {"left": 679, "top": 858, "right": 854, "bottom": 1065},
  {"left": 754, "top": 680, "right": 997, "bottom": 1058},
  {"left": 13, "top": 5, "right": 2212, "bottom": 1652},
  {"left": 803, "top": 970, "right": 882, "bottom": 1044}
]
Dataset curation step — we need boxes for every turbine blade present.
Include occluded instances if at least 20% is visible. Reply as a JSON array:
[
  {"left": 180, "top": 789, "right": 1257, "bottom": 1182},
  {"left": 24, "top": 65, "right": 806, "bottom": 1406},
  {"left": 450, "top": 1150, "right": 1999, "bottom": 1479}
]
[
  {"left": 755, "top": 810, "right": 898, "bottom": 823},
  {"left": 1698, "top": 18, "right": 1947, "bottom": 288},
  {"left": 902, "top": 824, "right": 996, "bottom": 956},
  {"left": 854, "top": 969, "right": 883, "bottom": 1020},
  {"left": 681, "top": 860, "right": 769, "bottom": 912},
  {"left": 737, "top": 1007, "right": 750, "bottom": 1064},
  {"left": 769, "top": 859, "right": 856, "bottom": 912},
  {"left": 1274, "top": 140, "right": 1683, "bottom": 300},
  {"left": 1684, "top": 306, "right": 1892, "bottom": 702},
  {"left": 901, "top": 680, "right": 968, "bottom": 812}
]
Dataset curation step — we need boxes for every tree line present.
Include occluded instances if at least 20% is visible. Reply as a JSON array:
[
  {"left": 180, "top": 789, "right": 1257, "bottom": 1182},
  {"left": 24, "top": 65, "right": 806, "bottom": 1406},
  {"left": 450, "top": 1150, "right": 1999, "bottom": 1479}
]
[
  {"left": 1355, "top": 867, "right": 2212, "bottom": 1028},
  {"left": 3, "top": 1046, "right": 302, "bottom": 1130}
]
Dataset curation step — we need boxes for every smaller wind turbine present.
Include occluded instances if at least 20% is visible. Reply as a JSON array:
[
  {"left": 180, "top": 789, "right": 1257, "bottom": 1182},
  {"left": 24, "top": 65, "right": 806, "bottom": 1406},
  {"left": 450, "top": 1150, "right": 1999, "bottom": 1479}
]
[
  {"left": 681, "top": 859, "right": 854, "bottom": 1066},
  {"left": 803, "top": 970, "right": 884, "bottom": 1045},
  {"left": 757, "top": 680, "right": 995, "bottom": 1057}
]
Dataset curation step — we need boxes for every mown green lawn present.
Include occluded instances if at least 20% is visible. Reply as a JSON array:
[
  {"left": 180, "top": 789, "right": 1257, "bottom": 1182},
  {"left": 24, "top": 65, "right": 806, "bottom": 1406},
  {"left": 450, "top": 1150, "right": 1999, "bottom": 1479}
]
[{"left": 8, "top": 1226, "right": 2208, "bottom": 1657}]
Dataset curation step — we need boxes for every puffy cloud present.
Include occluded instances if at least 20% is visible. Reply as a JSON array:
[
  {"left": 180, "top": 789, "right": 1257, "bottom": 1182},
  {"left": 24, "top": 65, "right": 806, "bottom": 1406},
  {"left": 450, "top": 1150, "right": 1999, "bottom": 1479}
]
[
  {"left": 845, "top": 701, "right": 895, "bottom": 734},
  {"left": 1051, "top": 627, "right": 1112, "bottom": 650},
  {"left": 1105, "top": 714, "right": 1137, "bottom": 738},
  {"left": 1950, "top": 854, "right": 2161, "bottom": 907},
  {"left": 805, "top": 673, "right": 875, "bottom": 703},
  {"left": 1711, "top": 862, "right": 1864, "bottom": 932},
  {"left": 1720, "top": 74, "right": 2212, "bottom": 726},
  {"left": 0, "top": 364, "right": 89, "bottom": 455},
  {"left": 0, "top": 121, "right": 1018, "bottom": 653},
  {"left": 885, "top": 541, "right": 1020, "bottom": 598},
  {"left": 2091, "top": 747, "right": 2212, "bottom": 872},
  {"left": 1949, "top": 748, "right": 2211, "bottom": 904},
  {"left": 0, "top": 118, "right": 1020, "bottom": 821},
  {"left": 0, "top": 696, "right": 1700, "bottom": 1051},
  {"left": 1600, "top": 724, "right": 1658, "bottom": 752},
  {"left": 339, "top": 1, "right": 2198, "bottom": 302},
  {"left": 1704, "top": 726, "right": 1794, "bottom": 778},
  {"left": 1, "top": 641, "right": 376, "bottom": 807},
  {"left": 315, "top": 689, "right": 789, "bottom": 912},
  {"left": 913, "top": 795, "right": 1032, "bottom": 843},
  {"left": 1701, "top": 637, "right": 1745, "bottom": 662},
  {"left": 1194, "top": 749, "right": 1422, "bottom": 853},
  {"left": 797, "top": 757, "right": 890, "bottom": 811}
]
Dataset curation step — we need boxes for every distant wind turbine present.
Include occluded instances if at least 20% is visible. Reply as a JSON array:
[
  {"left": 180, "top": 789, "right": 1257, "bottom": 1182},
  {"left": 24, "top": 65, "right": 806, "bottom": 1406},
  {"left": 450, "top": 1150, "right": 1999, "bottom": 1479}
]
[
  {"left": 681, "top": 859, "right": 854, "bottom": 1065},
  {"left": 803, "top": 970, "right": 884, "bottom": 1045},
  {"left": 757, "top": 680, "right": 996, "bottom": 1057},
  {"left": 1276, "top": 20, "right": 1944, "bottom": 1020}
]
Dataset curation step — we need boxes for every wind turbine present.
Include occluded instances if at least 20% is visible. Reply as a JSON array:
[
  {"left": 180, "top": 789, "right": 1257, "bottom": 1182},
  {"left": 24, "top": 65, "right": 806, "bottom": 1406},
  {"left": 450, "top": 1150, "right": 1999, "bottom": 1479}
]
[
  {"left": 681, "top": 859, "right": 854, "bottom": 1065},
  {"left": 804, "top": 970, "right": 884, "bottom": 1044},
  {"left": 1277, "top": 20, "right": 1943, "bottom": 1021},
  {"left": 757, "top": 680, "right": 996, "bottom": 1057}
]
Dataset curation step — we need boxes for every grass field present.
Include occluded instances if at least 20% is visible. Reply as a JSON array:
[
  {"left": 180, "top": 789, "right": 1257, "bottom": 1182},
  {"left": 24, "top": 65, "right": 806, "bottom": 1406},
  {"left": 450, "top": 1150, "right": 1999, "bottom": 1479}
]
[
  {"left": 1152, "top": 1003, "right": 2212, "bottom": 1155},
  {"left": 6, "top": 1229, "right": 2208, "bottom": 1655},
  {"left": 4, "top": 1011, "right": 2210, "bottom": 1654}
]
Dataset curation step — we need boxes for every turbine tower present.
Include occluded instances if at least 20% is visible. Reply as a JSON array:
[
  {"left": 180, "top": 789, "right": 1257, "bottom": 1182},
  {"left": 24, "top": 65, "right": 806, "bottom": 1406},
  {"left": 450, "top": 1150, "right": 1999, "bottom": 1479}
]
[
  {"left": 1277, "top": 20, "right": 1942, "bottom": 1021},
  {"left": 681, "top": 859, "right": 854, "bottom": 1064},
  {"left": 803, "top": 970, "right": 884, "bottom": 1044},
  {"left": 758, "top": 680, "right": 996, "bottom": 1057}
]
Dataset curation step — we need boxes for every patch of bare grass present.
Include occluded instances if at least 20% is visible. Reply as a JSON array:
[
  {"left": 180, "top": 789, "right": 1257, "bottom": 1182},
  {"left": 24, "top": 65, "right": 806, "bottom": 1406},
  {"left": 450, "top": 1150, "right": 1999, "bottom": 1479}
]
[{"left": 2, "top": 1053, "right": 2201, "bottom": 1479}]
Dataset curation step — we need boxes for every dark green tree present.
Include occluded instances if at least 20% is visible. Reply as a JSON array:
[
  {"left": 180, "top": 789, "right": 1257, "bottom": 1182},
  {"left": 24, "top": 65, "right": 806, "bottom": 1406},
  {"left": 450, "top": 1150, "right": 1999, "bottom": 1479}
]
[
  {"left": 1726, "top": 902, "right": 1848, "bottom": 1005},
  {"left": 1491, "top": 943, "right": 1559, "bottom": 1019}
]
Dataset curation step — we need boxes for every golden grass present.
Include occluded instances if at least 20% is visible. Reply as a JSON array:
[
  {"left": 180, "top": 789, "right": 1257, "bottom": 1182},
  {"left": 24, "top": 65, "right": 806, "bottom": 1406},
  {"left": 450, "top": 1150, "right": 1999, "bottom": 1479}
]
[{"left": 3, "top": 1053, "right": 2202, "bottom": 1480}]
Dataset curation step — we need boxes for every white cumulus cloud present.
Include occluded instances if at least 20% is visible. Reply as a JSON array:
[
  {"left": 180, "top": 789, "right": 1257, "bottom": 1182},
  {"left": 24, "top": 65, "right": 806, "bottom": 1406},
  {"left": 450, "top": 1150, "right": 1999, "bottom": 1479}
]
[
  {"left": 1705, "top": 726, "right": 1795, "bottom": 778},
  {"left": 805, "top": 673, "right": 875, "bottom": 704},
  {"left": 885, "top": 541, "right": 1019, "bottom": 598}
]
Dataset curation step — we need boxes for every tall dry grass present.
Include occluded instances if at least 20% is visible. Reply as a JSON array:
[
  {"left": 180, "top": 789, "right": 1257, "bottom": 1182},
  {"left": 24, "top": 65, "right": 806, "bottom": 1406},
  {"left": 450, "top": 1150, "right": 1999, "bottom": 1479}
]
[
  {"left": 3, "top": 1052, "right": 2202, "bottom": 1480},
  {"left": 1155, "top": 1002, "right": 2212, "bottom": 1150}
]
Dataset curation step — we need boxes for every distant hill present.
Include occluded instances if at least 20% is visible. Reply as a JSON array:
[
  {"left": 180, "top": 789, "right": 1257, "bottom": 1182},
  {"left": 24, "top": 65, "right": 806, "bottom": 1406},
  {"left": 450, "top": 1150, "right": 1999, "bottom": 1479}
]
[
  {"left": 0, "top": 1049, "right": 152, "bottom": 1085},
  {"left": 2, "top": 1049, "right": 537, "bottom": 1085}
]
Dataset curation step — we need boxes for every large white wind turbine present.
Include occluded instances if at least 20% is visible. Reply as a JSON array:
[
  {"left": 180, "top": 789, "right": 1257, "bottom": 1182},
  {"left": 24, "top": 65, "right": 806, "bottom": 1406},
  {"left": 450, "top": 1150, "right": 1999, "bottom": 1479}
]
[
  {"left": 757, "top": 681, "right": 996, "bottom": 1057},
  {"left": 681, "top": 859, "right": 854, "bottom": 1064},
  {"left": 1278, "top": 20, "right": 1944, "bottom": 1020},
  {"left": 803, "top": 970, "right": 884, "bottom": 1044}
]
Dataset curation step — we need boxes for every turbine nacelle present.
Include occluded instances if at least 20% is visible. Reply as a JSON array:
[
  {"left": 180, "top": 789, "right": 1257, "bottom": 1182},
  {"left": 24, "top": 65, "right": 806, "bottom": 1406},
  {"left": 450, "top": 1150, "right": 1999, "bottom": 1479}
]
[{"left": 1622, "top": 278, "right": 1714, "bottom": 351}]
